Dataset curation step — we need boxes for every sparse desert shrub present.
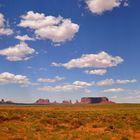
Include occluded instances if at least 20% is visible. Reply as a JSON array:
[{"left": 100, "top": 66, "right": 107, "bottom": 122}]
[
  {"left": 40, "top": 117, "right": 58, "bottom": 126},
  {"left": 92, "top": 124, "right": 98, "bottom": 128},
  {"left": 70, "top": 118, "right": 82, "bottom": 129},
  {"left": 55, "top": 125, "right": 67, "bottom": 131},
  {"left": 121, "top": 135, "right": 129, "bottom": 140},
  {"left": 10, "top": 115, "right": 21, "bottom": 121},
  {"left": 12, "top": 137, "right": 24, "bottom": 140},
  {"left": 105, "top": 125, "right": 114, "bottom": 132},
  {"left": 0, "top": 115, "right": 9, "bottom": 122},
  {"left": 108, "top": 125, "right": 114, "bottom": 130},
  {"left": 132, "top": 123, "right": 140, "bottom": 131}
]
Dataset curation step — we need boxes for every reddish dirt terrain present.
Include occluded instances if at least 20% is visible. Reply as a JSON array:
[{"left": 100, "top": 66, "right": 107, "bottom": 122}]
[{"left": 0, "top": 104, "right": 140, "bottom": 140}]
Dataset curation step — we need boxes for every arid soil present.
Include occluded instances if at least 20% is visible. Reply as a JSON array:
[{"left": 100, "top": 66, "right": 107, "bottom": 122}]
[{"left": 0, "top": 104, "right": 140, "bottom": 140}]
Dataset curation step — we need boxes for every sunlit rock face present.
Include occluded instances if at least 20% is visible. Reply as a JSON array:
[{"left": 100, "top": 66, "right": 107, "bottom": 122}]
[
  {"left": 35, "top": 99, "right": 50, "bottom": 104},
  {"left": 80, "top": 97, "right": 114, "bottom": 104}
]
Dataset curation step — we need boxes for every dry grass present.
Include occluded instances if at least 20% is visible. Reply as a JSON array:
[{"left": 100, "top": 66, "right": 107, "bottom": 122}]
[{"left": 0, "top": 104, "right": 140, "bottom": 140}]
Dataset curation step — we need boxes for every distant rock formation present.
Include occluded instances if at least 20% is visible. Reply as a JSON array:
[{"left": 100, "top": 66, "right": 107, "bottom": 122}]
[
  {"left": 80, "top": 97, "right": 114, "bottom": 104},
  {"left": 35, "top": 99, "right": 50, "bottom": 104},
  {"left": 0, "top": 97, "right": 115, "bottom": 105},
  {"left": 6, "top": 101, "right": 14, "bottom": 104},
  {"left": 0, "top": 99, "right": 14, "bottom": 104},
  {"left": 75, "top": 100, "right": 79, "bottom": 104},
  {"left": 62, "top": 100, "right": 72, "bottom": 104},
  {"left": 0, "top": 99, "right": 5, "bottom": 104}
]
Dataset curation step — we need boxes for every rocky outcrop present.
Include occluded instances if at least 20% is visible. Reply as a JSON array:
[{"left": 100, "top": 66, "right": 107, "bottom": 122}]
[
  {"left": 80, "top": 97, "right": 114, "bottom": 104},
  {"left": 0, "top": 99, "right": 14, "bottom": 104},
  {"left": 62, "top": 100, "right": 72, "bottom": 104},
  {"left": 0, "top": 99, "right": 5, "bottom": 104},
  {"left": 35, "top": 99, "right": 50, "bottom": 104},
  {"left": 0, "top": 97, "right": 114, "bottom": 105}
]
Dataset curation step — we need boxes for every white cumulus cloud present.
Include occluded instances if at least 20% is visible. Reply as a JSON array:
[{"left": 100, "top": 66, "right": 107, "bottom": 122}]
[
  {"left": 96, "top": 79, "right": 115, "bottom": 86},
  {"left": 38, "top": 76, "right": 65, "bottom": 83},
  {"left": 96, "top": 79, "right": 137, "bottom": 86},
  {"left": 15, "top": 35, "right": 35, "bottom": 41},
  {"left": 18, "top": 11, "right": 79, "bottom": 43},
  {"left": 84, "top": 69, "right": 107, "bottom": 75},
  {"left": 0, "top": 13, "right": 13, "bottom": 36},
  {"left": 0, "top": 72, "right": 30, "bottom": 86},
  {"left": 103, "top": 88, "right": 125, "bottom": 93},
  {"left": 86, "top": 0, "right": 128, "bottom": 15},
  {"left": 116, "top": 79, "right": 137, "bottom": 84},
  {"left": 52, "top": 51, "right": 123, "bottom": 69},
  {"left": 38, "top": 81, "right": 93, "bottom": 92},
  {"left": 0, "top": 42, "right": 35, "bottom": 61},
  {"left": 73, "top": 80, "right": 94, "bottom": 87}
]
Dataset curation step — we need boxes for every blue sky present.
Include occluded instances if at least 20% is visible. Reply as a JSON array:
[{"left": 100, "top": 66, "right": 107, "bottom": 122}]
[{"left": 0, "top": 0, "right": 140, "bottom": 103}]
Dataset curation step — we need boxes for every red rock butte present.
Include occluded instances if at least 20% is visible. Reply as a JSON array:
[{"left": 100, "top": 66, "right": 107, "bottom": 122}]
[
  {"left": 35, "top": 99, "right": 50, "bottom": 104},
  {"left": 80, "top": 97, "right": 114, "bottom": 104}
]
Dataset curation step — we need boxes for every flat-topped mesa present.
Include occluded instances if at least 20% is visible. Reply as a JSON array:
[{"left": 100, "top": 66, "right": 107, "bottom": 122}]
[
  {"left": 80, "top": 97, "right": 114, "bottom": 104},
  {"left": 35, "top": 99, "right": 50, "bottom": 104}
]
